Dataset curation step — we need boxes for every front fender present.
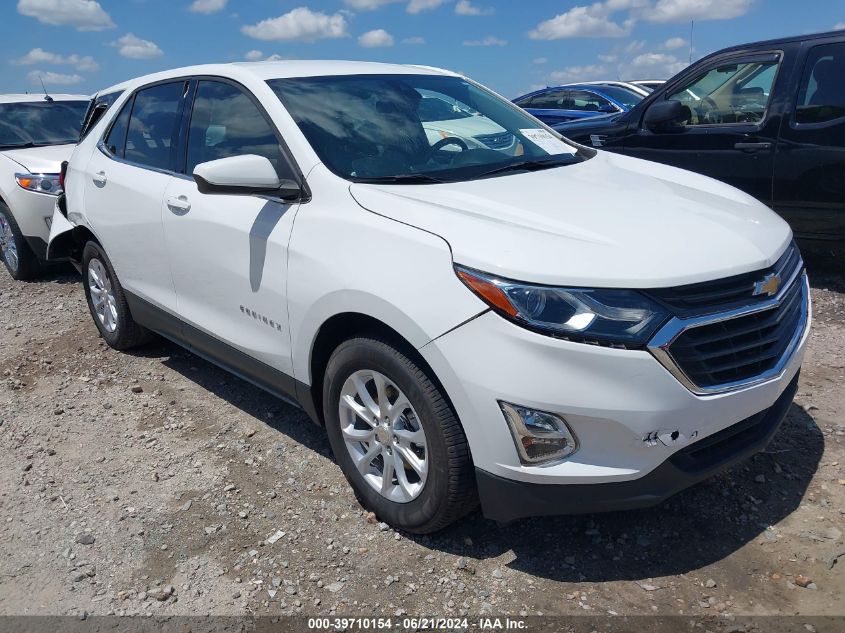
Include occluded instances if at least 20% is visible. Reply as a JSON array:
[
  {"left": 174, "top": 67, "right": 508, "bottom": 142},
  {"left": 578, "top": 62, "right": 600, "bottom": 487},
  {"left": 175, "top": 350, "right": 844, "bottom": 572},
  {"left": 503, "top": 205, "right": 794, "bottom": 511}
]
[{"left": 46, "top": 198, "right": 76, "bottom": 261}]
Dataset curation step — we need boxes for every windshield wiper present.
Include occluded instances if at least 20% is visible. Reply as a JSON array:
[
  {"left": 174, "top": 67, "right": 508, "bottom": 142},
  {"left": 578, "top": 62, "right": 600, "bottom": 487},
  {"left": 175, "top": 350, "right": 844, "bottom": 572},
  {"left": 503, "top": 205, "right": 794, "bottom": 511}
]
[
  {"left": 476, "top": 157, "right": 575, "bottom": 178},
  {"left": 354, "top": 173, "right": 445, "bottom": 184},
  {"left": 0, "top": 142, "right": 36, "bottom": 150}
]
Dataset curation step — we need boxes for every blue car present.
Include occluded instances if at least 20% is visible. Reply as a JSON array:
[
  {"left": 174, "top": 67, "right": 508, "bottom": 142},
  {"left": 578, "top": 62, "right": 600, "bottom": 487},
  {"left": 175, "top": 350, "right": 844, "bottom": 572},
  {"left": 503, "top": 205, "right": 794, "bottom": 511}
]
[{"left": 513, "top": 84, "right": 645, "bottom": 126}]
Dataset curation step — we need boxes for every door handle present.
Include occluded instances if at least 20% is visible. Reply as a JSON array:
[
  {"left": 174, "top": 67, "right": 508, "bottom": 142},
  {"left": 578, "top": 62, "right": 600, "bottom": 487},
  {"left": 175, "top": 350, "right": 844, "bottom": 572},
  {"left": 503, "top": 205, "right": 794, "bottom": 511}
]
[
  {"left": 734, "top": 142, "right": 772, "bottom": 151},
  {"left": 166, "top": 195, "right": 191, "bottom": 213},
  {"left": 92, "top": 171, "right": 107, "bottom": 187}
]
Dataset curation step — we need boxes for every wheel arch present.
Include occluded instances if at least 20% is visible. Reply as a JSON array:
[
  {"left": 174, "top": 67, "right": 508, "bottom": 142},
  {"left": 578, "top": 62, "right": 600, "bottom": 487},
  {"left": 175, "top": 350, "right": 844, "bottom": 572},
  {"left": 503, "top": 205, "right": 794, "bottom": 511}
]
[
  {"left": 48, "top": 223, "right": 102, "bottom": 263},
  {"left": 305, "top": 311, "right": 455, "bottom": 428}
]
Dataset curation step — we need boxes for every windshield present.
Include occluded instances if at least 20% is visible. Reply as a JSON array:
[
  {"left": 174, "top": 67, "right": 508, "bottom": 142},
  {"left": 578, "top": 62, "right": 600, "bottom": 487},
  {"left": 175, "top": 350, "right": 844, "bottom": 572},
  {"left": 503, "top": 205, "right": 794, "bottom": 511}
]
[
  {"left": 268, "top": 74, "right": 585, "bottom": 183},
  {"left": 0, "top": 100, "right": 88, "bottom": 149},
  {"left": 594, "top": 86, "right": 644, "bottom": 109}
]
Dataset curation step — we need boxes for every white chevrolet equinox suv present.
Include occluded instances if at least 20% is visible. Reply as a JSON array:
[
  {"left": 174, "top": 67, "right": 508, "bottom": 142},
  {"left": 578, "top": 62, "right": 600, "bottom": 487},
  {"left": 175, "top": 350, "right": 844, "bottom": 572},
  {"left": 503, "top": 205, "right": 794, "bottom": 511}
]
[{"left": 49, "top": 62, "right": 810, "bottom": 533}]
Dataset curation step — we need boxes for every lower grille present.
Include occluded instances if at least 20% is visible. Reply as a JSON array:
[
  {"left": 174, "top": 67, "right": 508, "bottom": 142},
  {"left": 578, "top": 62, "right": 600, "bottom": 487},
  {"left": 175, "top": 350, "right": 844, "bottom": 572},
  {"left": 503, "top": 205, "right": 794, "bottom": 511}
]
[{"left": 670, "top": 372, "right": 798, "bottom": 473}]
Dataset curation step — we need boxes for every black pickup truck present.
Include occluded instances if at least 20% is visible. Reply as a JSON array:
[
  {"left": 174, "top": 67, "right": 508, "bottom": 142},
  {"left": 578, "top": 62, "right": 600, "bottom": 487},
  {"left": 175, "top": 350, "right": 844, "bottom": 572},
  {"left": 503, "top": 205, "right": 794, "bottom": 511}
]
[{"left": 554, "top": 30, "right": 845, "bottom": 250}]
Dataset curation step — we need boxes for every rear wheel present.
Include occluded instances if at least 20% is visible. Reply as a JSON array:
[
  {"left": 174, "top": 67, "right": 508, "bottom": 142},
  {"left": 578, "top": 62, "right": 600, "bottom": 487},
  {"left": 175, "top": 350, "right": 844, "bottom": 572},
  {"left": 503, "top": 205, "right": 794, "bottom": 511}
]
[
  {"left": 0, "top": 203, "right": 43, "bottom": 280},
  {"left": 323, "top": 337, "right": 477, "bottom": 533},
  {"left": 82, "top": 241, "right": 152, "bottom": 350}
]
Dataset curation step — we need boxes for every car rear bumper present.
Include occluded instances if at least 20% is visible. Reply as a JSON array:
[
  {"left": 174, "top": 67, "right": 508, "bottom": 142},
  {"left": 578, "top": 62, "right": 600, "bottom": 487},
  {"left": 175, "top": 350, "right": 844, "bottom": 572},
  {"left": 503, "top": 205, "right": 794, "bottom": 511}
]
[{"left": 476, "top": 372, "right": 798, "bottom": 522}]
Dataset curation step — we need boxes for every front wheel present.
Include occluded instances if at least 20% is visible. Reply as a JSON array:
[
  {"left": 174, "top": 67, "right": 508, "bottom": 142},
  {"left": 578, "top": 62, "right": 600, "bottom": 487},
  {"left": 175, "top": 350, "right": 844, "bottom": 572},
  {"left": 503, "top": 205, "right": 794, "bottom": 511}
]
[
  {"left": 323, "top": 337, "right": 477, "bottom": 533},
  {"left": 0, "top": 203, "right": 43, "bottom": 280},
  {"left": 82, "top": 241, "right": 152, "bottom": 350}
]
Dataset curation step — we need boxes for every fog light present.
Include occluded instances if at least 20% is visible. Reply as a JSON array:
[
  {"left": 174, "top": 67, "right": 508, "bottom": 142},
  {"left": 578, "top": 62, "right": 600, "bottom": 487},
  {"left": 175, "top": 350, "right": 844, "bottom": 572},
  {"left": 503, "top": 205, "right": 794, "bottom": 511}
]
[{"left": 499, "top": 401, "right": 578, "bottom": 464}]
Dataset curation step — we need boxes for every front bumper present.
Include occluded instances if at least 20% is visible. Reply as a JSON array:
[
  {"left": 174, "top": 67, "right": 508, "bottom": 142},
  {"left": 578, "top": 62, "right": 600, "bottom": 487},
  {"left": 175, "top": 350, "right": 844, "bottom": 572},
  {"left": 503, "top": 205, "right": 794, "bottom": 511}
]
[
  {"left": 476, "top": 372, "right": 798, "bottom": 521},
  {"left": 3, "top": 183, "right": 60, "bottom": 262},
  {"left": 419, "top": 272, "right": 810, "bottom": 519}
]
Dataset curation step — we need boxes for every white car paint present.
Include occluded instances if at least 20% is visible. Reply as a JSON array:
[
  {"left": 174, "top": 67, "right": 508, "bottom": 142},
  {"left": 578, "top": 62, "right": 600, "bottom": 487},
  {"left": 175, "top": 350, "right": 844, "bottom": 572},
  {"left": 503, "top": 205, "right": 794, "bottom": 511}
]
[
  {"left": 349, "top": 150, "right": 792, "bottom": 288},
  {"left": 51, "top": 61, "right": 809, "bottom": 525},
  {"left": 0, "top": 94, "right": 88, "bottom": 263}
]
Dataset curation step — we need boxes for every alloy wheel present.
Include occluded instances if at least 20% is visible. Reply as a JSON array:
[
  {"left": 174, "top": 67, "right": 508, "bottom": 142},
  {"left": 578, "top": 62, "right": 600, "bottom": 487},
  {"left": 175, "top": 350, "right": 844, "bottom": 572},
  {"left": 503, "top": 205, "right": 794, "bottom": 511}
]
[
  {"left": 338, "top": 369, "right": 428, "bottom": 503},
  {"left": 87, "top": 258, "right": 118, "bottom": 333},
  {"left": 0, "top": 215, "right": 19, "bottom": 273}
]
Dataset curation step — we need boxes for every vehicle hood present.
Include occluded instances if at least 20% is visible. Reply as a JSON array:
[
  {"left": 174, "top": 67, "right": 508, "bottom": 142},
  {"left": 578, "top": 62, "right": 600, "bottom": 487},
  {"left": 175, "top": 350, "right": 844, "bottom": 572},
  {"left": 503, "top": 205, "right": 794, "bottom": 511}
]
[
  {"left": 1, "top": 144, "right": 75, "bottom": 173},
  {"left": 423, "top": 116, "right": 506, "bottom": 137},
  {"left": 349, "top": 151, "right": 792, "bottom": 288}
]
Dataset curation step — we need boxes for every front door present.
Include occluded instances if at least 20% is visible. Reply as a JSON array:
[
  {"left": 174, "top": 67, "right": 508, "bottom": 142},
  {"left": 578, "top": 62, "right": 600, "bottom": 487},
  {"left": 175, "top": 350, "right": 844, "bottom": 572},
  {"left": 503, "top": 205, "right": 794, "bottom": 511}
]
[
  {"left": 624, "top": 53, "right": 784, "bottom": 204},
  {"left": 162, "top": 79, "right": 301, "bottom": 378},
  {"left": 774, "top": 40, "right": 845, "bottom": 241}
]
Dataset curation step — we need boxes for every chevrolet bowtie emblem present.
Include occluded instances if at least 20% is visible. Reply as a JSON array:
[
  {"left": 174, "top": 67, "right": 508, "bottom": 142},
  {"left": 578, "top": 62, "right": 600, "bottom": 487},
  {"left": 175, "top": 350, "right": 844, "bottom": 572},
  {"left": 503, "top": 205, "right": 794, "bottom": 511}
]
[{"left": 754, "top": 272, "right": 781, "bottom": 297}]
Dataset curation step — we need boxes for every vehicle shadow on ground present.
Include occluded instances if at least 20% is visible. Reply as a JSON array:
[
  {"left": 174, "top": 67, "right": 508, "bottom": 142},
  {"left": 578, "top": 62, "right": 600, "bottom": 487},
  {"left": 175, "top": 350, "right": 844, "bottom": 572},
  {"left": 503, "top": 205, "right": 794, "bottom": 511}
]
[
  {"left": 134, "top": 334, "right": 825, "bottom": 582},
  {"left": 129, "top": 341, "right": 331, "bottom": 456},
  {"left": 415, "top": 403, "right": 824, "bottom": 582}
]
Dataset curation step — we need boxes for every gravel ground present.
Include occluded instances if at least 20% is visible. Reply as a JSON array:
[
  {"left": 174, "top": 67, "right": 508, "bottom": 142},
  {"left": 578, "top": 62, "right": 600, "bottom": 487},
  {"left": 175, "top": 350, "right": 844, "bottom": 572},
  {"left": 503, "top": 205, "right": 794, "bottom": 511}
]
[{"left": 0, "top": 264, "right": 843, "bottom": 619}]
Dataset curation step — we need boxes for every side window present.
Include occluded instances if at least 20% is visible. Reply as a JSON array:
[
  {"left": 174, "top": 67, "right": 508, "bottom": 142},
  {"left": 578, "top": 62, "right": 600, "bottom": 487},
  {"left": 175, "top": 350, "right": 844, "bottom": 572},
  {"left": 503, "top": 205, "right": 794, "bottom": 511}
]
[
  {"left": 529, "top": 90, "right": 569, "bottom": 110},
  {"left": 186, "top": 80, "right": 286, "bottom": 176},
  {"left": 104, "top": 97, "right": 132, "bottom": 158},
  {"left": 569, "top": 90, "right": 612, "bottom": 112},
  {"left": 125, "top": 82, "right": 185, "bottom": 170},
  {"left": 666, "top": 58, "right": 779, "bottom": 125},
  {"left": 796, "top": 43, "right": 845, "bottom": 125},
  {"left": 81, "top": 91, "right": 123, "bottom": 141}
]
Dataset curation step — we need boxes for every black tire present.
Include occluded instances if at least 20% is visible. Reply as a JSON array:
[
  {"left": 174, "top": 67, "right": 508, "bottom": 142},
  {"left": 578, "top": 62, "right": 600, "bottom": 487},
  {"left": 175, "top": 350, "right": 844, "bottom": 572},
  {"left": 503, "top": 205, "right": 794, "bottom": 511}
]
[
  {"left": 81, "top": 241, "right": 152, "bottom": 350},
  {"left": 0, "top": 202, "right": 43, "bottom": 281},
  {"left": 323, "top": 337, "right": 477, "bottom": 533}
]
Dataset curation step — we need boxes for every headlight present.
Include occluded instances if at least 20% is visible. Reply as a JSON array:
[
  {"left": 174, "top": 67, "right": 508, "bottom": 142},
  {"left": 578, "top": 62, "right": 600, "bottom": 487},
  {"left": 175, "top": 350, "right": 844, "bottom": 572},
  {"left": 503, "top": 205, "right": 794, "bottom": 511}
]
[
  {"left": 455, "top": 265, "right": 669, "bottom": 347},
  {"left": 15, "top": 173, "right": 62, "bottom": 196}
]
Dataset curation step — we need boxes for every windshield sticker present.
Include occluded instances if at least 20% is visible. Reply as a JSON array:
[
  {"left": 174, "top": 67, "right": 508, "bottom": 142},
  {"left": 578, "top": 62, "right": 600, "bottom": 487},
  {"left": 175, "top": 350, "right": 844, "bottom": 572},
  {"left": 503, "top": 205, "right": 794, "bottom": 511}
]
[{"left": 519, "top": 129, "right": 575, "bottom": 155}]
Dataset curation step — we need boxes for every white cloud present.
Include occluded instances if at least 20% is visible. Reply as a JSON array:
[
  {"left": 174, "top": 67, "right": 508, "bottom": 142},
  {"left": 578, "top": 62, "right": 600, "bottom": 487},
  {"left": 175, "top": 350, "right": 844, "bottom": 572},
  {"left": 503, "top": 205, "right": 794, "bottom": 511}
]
[
  {"left": 12, "top": 48, "right": 99, "bottom": 71},
  {"left": 358, "top": 28, "right": 395, "bottom": 47},
  {"left": 343, "top": 0, "right": 446, "bottom": 13},
  {"left": 402, "top": 36, "right": 426, "bottom": 44},
  {"left": 455, "top": 0, "right": 493, "bottom": 16},
  {"left": 529, "top": 1, "right": 645, "bottom": 40},
  {"left": 242, "top": 7, "right": 348, "bottom": 42},
  {"left": 532, "top": 57, "right": 548, "bottom": 65},
  {"left": 644, "top": 0, "right": 754, "bottom": 23},
  {"left": 111, "top": 33, "right": 164, "bottom": 59},
  {"left": 620, "top": 52, "right": 687, "bottom": 78},
  {"left": 17, "top": 0, "right": 114, "bottom": 31},
  {"left": 344, "top": 0, "right": 400, "bottom": 8},
  {"left": 407, "top": 0, "right": 447, "bottom": 14},
  {"left": 244, "top": 50, "right": 264, "bottom": 61},
  {"left": 27, "top": 70, "right": 84, "bottom": 86},
  {"left": 663, "top": 36, "right": 688, "bottom": 49},
  {"left": 835, "top": 22, "right": 845, "bottom": 30},
  {"left": 463, "top": 36, "right": 507, "bottom": 46},
  {"left": 548, "top": 64, "right": 609, "bottom": 83},
  {"left": 189, "top": 0, "right": 227, "bottom": 14}
]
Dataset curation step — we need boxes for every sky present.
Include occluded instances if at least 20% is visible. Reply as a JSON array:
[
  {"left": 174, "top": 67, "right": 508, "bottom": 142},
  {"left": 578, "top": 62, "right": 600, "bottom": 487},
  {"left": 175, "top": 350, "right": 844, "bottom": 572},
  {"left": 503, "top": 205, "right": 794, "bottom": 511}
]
[{"left": 0, "top": 0, "right": 843, "bottom": 99}]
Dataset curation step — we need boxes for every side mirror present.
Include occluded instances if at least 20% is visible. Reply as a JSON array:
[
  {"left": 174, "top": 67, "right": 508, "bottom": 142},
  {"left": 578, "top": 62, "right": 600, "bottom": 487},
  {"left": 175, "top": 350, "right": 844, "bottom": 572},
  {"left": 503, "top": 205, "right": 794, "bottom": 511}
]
[
  {"left": 193, "top": 154, "right": 301, "bottom": 201},
  {"left": 598, "top": 103, "right": 617, "bottom": 113},
  {"left": 643, "top": 99, "right": 687, "bottom": 131}
]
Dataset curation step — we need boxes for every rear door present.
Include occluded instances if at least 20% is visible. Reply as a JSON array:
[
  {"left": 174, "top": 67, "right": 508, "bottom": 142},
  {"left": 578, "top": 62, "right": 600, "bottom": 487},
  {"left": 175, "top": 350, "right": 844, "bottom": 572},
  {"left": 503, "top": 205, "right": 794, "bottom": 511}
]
[
  {"left": 83, "top": 80, "right": 188, "bottom": 313},
  {"left": 624, "top": 52, "right": 786, "bottom": 203},
  {"left": 773, "top": 39, "right": 845, "bottom": 241}
]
